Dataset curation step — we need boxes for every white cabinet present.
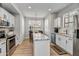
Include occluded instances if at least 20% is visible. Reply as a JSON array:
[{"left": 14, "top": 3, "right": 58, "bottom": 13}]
[
  {"left": 0, "top": 7, "right": 8, "bottom": 21},
  {"left": 66, "top": 38, "right": 73, "bottom": 55},
  {"left": 0, "top": 40, "right": 6, "bottom": 56},
  {"left": 0, "top": 7, "right": 15, "bottom": 27},
  {"left": 56, "top": 34, "right": 61, "bottom": 46},
  {"left": 0, "top": 7, "right": 5, "bottom": 17},
  {"left": 6, "top": 12, "right": 15, "bottom": 27},
  {"left": 54, "top": 19, "right": 58, "bottom": 27},
  {"left": 57, "top": 17, "right": 61, "bottom": 28},
  {"left": 7, "top": 12, "right": 15, "bottom": 27},
  {"left": 33, "top": 33, "right": 50, "bottom": 56},
  {"left": 54, "top": 17, "right": 61, "bottom": 28},
  {"left": 60, "top": 36, "right": 66, "bottom": 50},
  {"left": 56, "top": 34, "right": 73, "bottom": 55},
  {"left": 56, "top": 34, "right": 66, "bottom": 50},
  {"left": 33, "top": 40, "right": 50, "bottom": 56}
]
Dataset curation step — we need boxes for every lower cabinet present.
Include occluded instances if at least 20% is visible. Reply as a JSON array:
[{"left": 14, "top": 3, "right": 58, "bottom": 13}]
[
  {"left": 56, "top": 34, "right": 73, "bottom": 55},
  {"left": 66, "top": 39, "right": 73, "bottom": 55},
  {"left": 0, "top": 41, "right": 6, "bottom": 56},
  {"left": 33, "top": 40, "right": 50, "bottom": 56},
  {"left": 56, "top": 35, "right": 61, "bottom": 46},
  {"left": 60, "top": 36, "right": 66, "bottom": 50}
]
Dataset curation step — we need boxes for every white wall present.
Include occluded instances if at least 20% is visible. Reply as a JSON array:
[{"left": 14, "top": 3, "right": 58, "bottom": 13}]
[
  {"left": 19, "top": 14, "right": 25, "bottom": 43},
  {"left": 44, "top": 13, "right": 52, "bottom": 40},
  {"left": 14, "top": 15, "right": 20, "bottom": 45},
  {"left": 15, "top": 14, "right": 25, "bottom": 44},
  {"left": 24, "top": 17, "right": 29, "bottom": 38},
  {"left": 12, "top": 4, "right": 25, "bottom": 44}
]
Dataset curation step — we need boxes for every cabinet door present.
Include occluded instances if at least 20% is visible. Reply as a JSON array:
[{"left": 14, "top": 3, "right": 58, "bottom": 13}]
[
  {"left": 54, "top": 19, "right": 58, "bottom": 27},
  {"left": 0, "top": 8, "right": 3, "bottom": 17},
  {"left": 34, "top": 40, "right": 50, "bottom": 56},
  {"left": 60, "top": 36, "right": 66, "bottom": 50},
  {"left": 1, "top": 42, "right": 6, "bottom": 56},
  {"left": 0, "top": 42, "right": 6, "bottom": 56},
  {"left": 57, "top": 17, "right": 61, "bottom": 28},
  {"left": 56, "top": 35, "right": 60, "bottom": 46},
  {"left": 0, "top": 7, "right": 5, "bottom": 17},
  {"left": 9, "top": 14, "right": 14, "bottom": 27},
  {"left": 66, "top": 39, "right": 73, "bottom": 55}
]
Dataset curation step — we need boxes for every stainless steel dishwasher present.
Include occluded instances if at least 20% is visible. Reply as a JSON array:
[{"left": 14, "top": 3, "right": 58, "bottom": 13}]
[{"left": 51, "top": 33, "right": 56, "bottom": 44}]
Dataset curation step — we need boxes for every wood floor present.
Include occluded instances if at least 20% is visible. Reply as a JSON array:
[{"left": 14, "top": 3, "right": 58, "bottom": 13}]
[
  {"left": 12, "top": 39, "right": 33, "bottom": 56},
  {"left": 12, "top": 38, "right": 70, "bottom": 56}
]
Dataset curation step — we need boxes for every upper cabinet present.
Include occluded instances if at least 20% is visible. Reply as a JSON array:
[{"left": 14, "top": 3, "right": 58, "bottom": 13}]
[
  {"left": 0, "top": 7, "right": 5, "bottom": 17},
  {"left": 54, "top": 17, "right": 61, "bottom": 28},
  {"left": 57, "top": 17, "right": 61, "bottom": 28},
  {"left": 54, "top": 18, "right": 58, "bottom": 27},
  {"left": 63, "top": 13, "right": 69, "bottom": 28},
  {"left": 0, "top": 7, "right": 15, "bottom": 27}
]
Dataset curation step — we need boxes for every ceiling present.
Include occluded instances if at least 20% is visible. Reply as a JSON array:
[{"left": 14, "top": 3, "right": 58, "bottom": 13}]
[
  {"left": 1, "top": 3, "right": 19, "bottom": 15},
  {"left": 14, "top": 3, "right": 70, "bottom": 18}
]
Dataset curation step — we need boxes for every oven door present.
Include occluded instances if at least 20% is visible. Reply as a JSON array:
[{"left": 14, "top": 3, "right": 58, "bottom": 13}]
[{"left": 6, "top": 35, "right": 15, "bottom": 55}]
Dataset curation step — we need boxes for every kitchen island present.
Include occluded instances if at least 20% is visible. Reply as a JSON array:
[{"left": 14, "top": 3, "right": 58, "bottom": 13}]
[{"left": 33, "top": 32, "right": 50, "bottom": 56}]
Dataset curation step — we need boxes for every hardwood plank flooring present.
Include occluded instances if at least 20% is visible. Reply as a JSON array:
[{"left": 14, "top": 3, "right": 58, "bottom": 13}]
[
  {"left": 12, "top": 38, "right": 70, "bottom": 56},
  {"left": 12, "top": 39, "right": 33, "bottom": 56}
]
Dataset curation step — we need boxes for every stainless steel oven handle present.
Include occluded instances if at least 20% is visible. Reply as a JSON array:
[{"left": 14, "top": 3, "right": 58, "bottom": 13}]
[{"left": 7, "top": 37, "right": 15, "bottom": 40}]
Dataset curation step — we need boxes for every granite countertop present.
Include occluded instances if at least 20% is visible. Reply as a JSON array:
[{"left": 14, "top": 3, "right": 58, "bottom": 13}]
[
  {"left": 56, "top": 33, "right": 73, "bottom": 38},
  {"left": 33, "top": 33, "right": 49, "bottom": 41}
]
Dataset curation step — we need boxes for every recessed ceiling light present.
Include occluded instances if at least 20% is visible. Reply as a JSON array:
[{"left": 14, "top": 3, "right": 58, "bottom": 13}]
[
  {"left": 28, "top": 6, "right": 31, "bottom": 9},
  {"left": 48, "top": 8, "right": 51, "bottom": 11}
]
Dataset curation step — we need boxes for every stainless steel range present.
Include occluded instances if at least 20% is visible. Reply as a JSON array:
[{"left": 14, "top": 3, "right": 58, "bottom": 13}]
[
  {"left": 6, "top": 27, "right": 16, "bottom": 56},
  {"left": 6, "top": 35, "right": 16, "bottom": 56}
]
